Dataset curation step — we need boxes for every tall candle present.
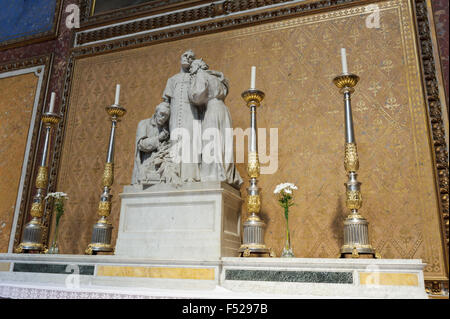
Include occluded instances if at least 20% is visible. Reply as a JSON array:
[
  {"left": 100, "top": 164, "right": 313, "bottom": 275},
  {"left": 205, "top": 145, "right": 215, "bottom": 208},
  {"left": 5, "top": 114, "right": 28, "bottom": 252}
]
[
  {"left": 341, "top": 48, "right": 348, "bottom": 74},
  {"left": 250, "top": 66, "right": 256, "bottom": 89},
  {"left": 114, "top": 84, "right": 121, "bottom": 105},
  {"left": 48, "top": 92, "right": 56, "bottom": 113}
]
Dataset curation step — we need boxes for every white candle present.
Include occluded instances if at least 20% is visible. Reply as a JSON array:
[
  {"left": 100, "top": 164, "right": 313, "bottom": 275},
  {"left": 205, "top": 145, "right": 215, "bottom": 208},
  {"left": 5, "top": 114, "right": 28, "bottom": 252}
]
[
  {"left": 250, "top": 66, "right": 256, "bottom": 89},
  {"left": 341, "top": 48, "right": 348, "bottom": 74},
  {"left": 48, "top": 92, "right": 56, "bottom": 113},
  {"left": 114, "top": 84, "right": 121, "bottom": 105}
]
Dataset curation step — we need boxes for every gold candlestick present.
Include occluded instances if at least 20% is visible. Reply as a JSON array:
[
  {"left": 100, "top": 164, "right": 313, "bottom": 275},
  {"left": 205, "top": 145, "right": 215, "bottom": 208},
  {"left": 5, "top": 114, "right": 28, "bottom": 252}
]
[
  {"left": 16, "top": 112, "right": 61, "bottom": 253},
  {"left": 333, "top": 73, "right": 379, "bottom": 259},
  {"left": 238, "top": 89, "right": 273, "bottom": 257},
  {"left": 85, "top": 103, "right": 126, "bottom": 255}
]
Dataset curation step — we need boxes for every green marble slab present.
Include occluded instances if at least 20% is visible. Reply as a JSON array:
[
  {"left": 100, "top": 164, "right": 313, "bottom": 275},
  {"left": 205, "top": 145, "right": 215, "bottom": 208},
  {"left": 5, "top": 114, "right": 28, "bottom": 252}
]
[
  {"left": 225, "top": 269, "right": 353, "bottom": 284},
  {"left": 13, "top": 263, "right": 95, "bottom": 275}
]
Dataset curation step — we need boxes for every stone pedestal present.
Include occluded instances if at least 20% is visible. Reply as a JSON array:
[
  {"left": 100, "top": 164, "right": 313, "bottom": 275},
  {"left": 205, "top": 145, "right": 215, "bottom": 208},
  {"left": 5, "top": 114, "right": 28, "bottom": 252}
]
[{"left": 114, "top": 182, "right": 243, "bottom": 260}]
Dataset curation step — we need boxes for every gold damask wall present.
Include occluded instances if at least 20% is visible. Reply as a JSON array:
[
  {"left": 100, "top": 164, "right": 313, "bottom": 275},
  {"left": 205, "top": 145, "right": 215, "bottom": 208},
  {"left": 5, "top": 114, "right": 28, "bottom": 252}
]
[
  {"left": 0, "top": 73, "right": 38, "bottom": 252},
  {"left": 57, "top": 0, "right": 446, "bottom": 279}
]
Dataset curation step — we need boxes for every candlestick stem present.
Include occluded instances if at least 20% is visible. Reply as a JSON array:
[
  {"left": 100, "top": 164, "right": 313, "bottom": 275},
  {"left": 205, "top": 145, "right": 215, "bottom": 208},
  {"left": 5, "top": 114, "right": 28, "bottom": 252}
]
[
  {"left": 16, "top": 111, "right": 61, "bottom": 253},
  {"left": 344, "top": 92, "right": 355, "bottom": 143},
  {"left": 333, "top": 73, "right": 379, "bottom": 259},
  {"left": 238, "top": 89, "right": 274, "bottom": 258},
  {"left": 86, "top": 102, "right": 126, "bottom": 255}
]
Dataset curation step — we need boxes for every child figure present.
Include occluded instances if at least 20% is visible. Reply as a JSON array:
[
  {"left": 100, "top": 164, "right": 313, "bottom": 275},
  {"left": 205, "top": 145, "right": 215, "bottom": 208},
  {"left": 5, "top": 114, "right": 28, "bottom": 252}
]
[{"left": 131, "top": 102, "right": 172, "bottom": 185}]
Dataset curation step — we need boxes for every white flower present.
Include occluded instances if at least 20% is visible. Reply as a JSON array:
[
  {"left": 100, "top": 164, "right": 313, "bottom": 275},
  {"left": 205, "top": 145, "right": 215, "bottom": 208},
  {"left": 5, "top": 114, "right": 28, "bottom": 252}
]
[
  {"left": 273, "top": 182, "right": 298, "bottom": 194},
  {"left": 274, "top": 184, "right": 283, "bottom": 194},
  {"left": 45, "top": 192, "right": 69, "bottom": 200}
]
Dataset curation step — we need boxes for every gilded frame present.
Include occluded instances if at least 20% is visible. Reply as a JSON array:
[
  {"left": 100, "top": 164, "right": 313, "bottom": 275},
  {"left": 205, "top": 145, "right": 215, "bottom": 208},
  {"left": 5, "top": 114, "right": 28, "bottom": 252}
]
[{"left": 52, "top": 0, "right": 448, "bottom": 294}]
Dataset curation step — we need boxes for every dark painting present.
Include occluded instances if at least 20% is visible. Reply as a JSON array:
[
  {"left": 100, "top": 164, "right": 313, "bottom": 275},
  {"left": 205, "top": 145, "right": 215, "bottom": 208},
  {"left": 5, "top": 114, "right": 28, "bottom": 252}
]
[{"left": 0, "top": 0, "right": 58, "bottom": 46}]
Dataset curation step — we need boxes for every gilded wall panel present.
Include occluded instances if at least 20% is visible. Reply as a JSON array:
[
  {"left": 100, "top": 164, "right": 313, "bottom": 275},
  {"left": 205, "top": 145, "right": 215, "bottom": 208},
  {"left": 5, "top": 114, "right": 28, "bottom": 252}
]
[
  {"left": 0, "top": 73, "right": 38, "bottom": 252},
  {"left": 57, "top": 0, "right": 445, "bottom": 279}
]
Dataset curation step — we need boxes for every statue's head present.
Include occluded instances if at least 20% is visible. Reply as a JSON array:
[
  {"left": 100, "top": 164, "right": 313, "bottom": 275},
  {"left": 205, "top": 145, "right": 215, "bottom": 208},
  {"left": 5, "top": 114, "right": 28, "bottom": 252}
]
[
  {"left": 180, "top": 50, "right": 195, "bottom": 71},
  {"left": 189, "top": 58, "right": 208, "bottom": 74},
  {"left": 155, "top": 102, "right": 170, "bottom": 126}
]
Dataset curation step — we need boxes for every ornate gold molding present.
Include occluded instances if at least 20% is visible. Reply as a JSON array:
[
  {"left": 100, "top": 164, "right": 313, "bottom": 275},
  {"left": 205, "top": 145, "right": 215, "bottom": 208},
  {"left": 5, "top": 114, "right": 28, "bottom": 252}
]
[
  {"left": 346, "top": 190, "right": 362, "bottom": 211},
  {"left": 35, "top": 166, "right": 49, "bottom": 190},
  {"left": 102, "top": 162, "right": 114, "bottom": 187},
  {"left": 344, "top": 143, "right": 359, "bottom": 173},
  {"left": 247, "top": 152, "right": 260, "bottom": 179},
  {"left": 97, "top": 200, "right": 111, "bottom": 218},
  {"left": 247, "top": 194, "right": 261, "bottom": 214},
  {"left": 333, "top": 73, "right": 359, "bottom": 92},
  {"left": 415, "top": 0, "right": 449, "bottom": 278},
  {"left": 425, "top": 280, "right": 449, "bottom": 298},
  {"left": 30, "top": 202, "right": 44, "bottom": 219},
  {"left": 0, "top": 55, "right": 52, "bottom": 73},
  {"left": 74, "top": 0, "right": 371, "bottom": 49}
]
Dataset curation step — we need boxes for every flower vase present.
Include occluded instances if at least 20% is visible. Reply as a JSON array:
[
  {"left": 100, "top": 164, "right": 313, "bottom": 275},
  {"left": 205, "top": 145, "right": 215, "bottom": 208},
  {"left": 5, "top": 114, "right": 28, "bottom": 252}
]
[
  {"left": 281, "top": 221, "right": 295, "bottom": 258},
  {"left": 47, "top": 222, "right": 59, "bottom": 254}
]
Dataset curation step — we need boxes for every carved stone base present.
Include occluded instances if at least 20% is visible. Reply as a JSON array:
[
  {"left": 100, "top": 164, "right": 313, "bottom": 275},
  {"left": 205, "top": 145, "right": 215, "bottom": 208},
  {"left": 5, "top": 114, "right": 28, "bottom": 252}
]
[{"left": 115, "top": 182, "right": 243, "bottom": 260}]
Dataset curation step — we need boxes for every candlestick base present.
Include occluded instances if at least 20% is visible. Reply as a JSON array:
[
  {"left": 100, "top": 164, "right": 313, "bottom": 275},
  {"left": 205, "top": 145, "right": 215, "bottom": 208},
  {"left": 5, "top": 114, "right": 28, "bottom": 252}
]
[
  {"left": 85, "top": 219, "right": 114, "bottom": 255},
  {"left": 238, "top": 215, "right": 271, "bottom": 257},
  {"left": 339, "top": 214, "right": 379, "bottom": 258},
  {"left": 15, "top": 218, "right": 46, "bottom": 253}
]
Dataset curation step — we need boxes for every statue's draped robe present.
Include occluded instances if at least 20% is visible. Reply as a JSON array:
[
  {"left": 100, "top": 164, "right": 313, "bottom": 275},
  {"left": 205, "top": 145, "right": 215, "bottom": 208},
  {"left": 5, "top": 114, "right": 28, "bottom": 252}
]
[
  {"left": 131, "top": 117, "right": 168, "bottom": 184},
  {"left": 163, "top": 71, "right": 201, "bottom": 182},
  {"left": 189, "top": 70, "right": 243, "bottom": 188}
]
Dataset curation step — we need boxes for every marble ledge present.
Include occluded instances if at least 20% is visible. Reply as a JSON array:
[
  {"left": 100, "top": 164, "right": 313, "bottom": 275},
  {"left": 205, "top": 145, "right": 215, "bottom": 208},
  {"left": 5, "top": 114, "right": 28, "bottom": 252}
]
[
  {"left": 0, "top": 254, "right": 426, "bottom": 271},
  {"left": 121, "top": 181, "right": 242, "bottom": 199},
  {"left": 0, "top": 253, "right": 222, "bottom": 267},
  {"left": 221, "top": 257, "right": 426, "bottom": 271},
  {"left": 0, "top": 254, "right": 429, "bottom": 298}
]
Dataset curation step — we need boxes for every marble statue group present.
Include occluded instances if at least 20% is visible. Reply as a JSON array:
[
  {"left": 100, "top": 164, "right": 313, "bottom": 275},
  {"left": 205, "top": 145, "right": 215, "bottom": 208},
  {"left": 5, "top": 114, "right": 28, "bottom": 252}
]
[{"left": 131, "top": 50, "right": 243, "bottom": 188}]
